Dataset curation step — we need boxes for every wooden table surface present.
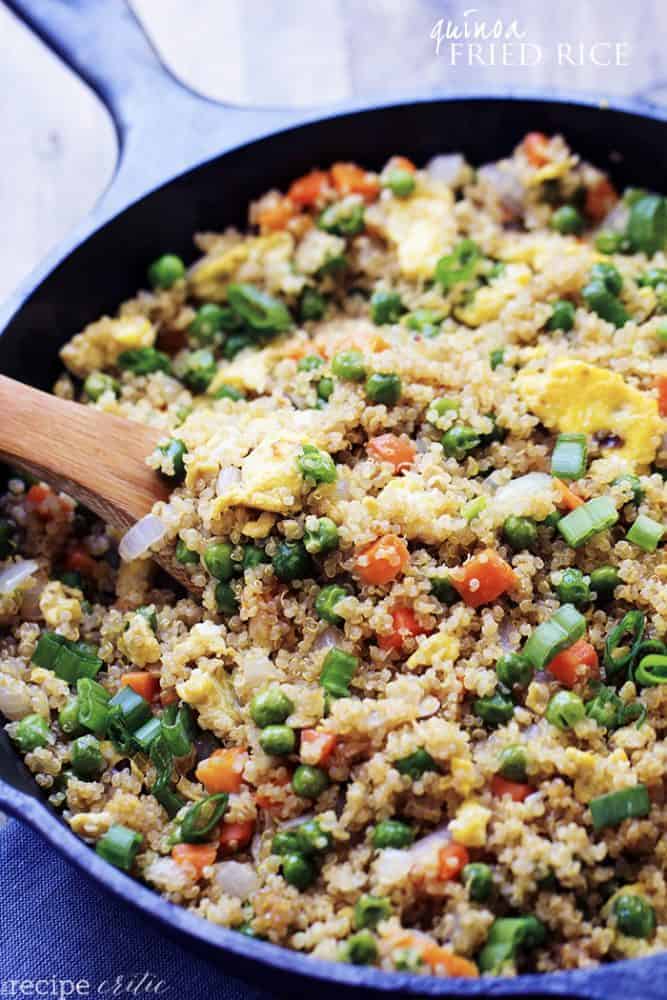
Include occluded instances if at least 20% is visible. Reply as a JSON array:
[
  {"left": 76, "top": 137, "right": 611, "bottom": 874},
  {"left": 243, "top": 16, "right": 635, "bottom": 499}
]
[{"left": 0, "top": 0, "right": 666, "bottom": 306}]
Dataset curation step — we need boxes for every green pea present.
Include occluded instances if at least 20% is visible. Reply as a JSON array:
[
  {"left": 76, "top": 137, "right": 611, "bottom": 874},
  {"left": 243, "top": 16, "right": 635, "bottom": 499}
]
[
  {"left": 613, "top": 473, "right": 644, "bottom": 506},
  {"left": 303, "top": 517, "right": 339, "bottom": 555},
  {"left": 365, "top": 372, "right": 402, "bottom": 405},
  {"left": 496, "top": 653, "right": 533, "bottom": 689},
  {"left": 435, "top": 239, "right": 481, "bottom": 291},
  {"left": 297, "top": 444, "right": 337, "bottom": 484},
  {"left": 227, "top": 283, "right": 292, "bottom": 335},
  {"left": 318, "top": 201, "right": 365, "bottom": 237},
  {"left": 354, "top": 894, "right": 391, "bottom": 930},
  {"left": 71, "top": 734, "right": 105, "bottom": 779},
  {"left": 490, "top": 348, "right": 505, "bottom": 370},
  {"left": 212, "top": 383, "right": 245, "bottom": 401},
  {"left": 370, "top": 290, "right": 405, "bottom": 325},
  {"left": 272, "top": 540, "right": 313, "bottom": 582},
  {"left": 591, "top": 262, "right": 623, "bottom": 296},
  {"left": 382, "top": 168, "right": 415, "bottom": 197},
  {"left": 0, "top": 518, "right": 16, "bottom": 559},
  {"left": 637, "top": 266, "right": 667, "bottom": 289},
  {"left": 503, "top": 515, "right": 538, "bottom": 552},
  {"left": 295, "top": 819, "right": 332, "bottom": 855},
  {"left": 546, "top": 690, "right": 585, "bottom": 730},
  {"left": 463, "top": 862, "right": 493, "bottom": 902},
  {"left": 585, "top": 685, "right": 623, "bottom": 729},
  {"left": 117, "top": 347, "right": 171, "bottom": 375},
  {"left": 317, "top": 253, "right": 347, "bottom": 277},
  {"left": 272, "top": 830, "right": 302, "bottom": 855},
  {"left": 393, "top": 948, "right": 424, "bottom": 972},
  {"left": 550, "top": 205, "right": 584, "bottom": 234},
  {"left": 429, "top": 573, "right": 458, "bottom": 605},
  {"left": 427, "top": 396, "right": 459, "bottom": 425},
  {"left": 58, "top": 699, "right": 85, "bottom": 737},
  {"left": 473, "top": 692, "right": 514, "bottom": 727},
  {"left": 243, "top": 545, "right": 268, "bottom": 570},
  {"left": 612, "top": 892, "right": 656, "bottom": 938},
  {"left": 14, "top": 714, "right": 50, "bottom": 752},
  {"left": 498, "top": 744, "right": 528, "bottom": 782},
  {"left": 299, "top": 288, "right": 328, "bottom": 322},
  {"left": 297, "top": 354, "right": 325, "bottom": 373},
  {"left": 175, "top": 539, "right": 199, "bottom": 565},
  {"left": 394, "top": 748, "right": 437, "bottom": 780},
  {"left": 340, "top": 929, "right": 378, "bottom": 965},
  {"left": 204, "top": 542, "right": 235, "bottom": 581},
  {"left": 292, "top": 765, "right": 329, "bottom": 799},
  {"left": 158, "top": 438, "right": 187, "bottom": 482},
  {"left": 590, "top": 565, "right": 620, "bottom": 602},
  {"left": 595, "top": 231, "right": 624, "bottom": 255},
  {"left": 250, "top": 688, "right": 293, "bottom": 728},
  {"left": 260, "top": 725, "right": 296, "bottom": 756},
  {"left": 315, "top": 584, "right": 348, "bottom": 625},
  {"left": 188, "top": 303, "right": 228, "bottom": 346},
  {"left": 372, "top": 819, "right": 414, "bottom": 849},
  {"left": 555, "top": 567, "right": 591, "bottom": 608},
  {"left": 181, "top": 348, "right": 217, "bottom": 393},
  {"left": 317, "top": 377, "right": 334, "bottom": 402},
  {"left": 223, "top": 333, "right": 254, "bottom": 359},
  {"left": 404, "top": 309, "right": 443, "bottom": 337},
  {"left": 84, "top": 372, "right": 120, "bottom": 401},
  {"left": 281, "top": 852, "right": 317, "bottom": 890},
  {"left": 331, "top": 350, "right": 366, "bottom": 381},
  {"left": 546, "top": 299, "right": 576, "bottom": 332},
  {"left": 214, "top": 582, "right": 239, "bottom": 616},
  {"left": 148, "top": 254, "right": 185, "bottom": 289},
  {"left": 441, "top": 425, "right": 480, "bottom": 459}
]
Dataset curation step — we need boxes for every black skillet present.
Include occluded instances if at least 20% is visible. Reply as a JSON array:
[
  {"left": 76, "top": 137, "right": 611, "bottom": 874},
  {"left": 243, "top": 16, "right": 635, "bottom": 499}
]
[{"left": 1, "top": 1, "right": 666, "bottom": 997}]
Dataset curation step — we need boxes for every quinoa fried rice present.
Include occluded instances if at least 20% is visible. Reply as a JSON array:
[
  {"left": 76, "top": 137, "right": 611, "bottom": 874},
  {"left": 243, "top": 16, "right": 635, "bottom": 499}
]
[{"left": 2, "top": 133, "right": 667, "bottom": 978}]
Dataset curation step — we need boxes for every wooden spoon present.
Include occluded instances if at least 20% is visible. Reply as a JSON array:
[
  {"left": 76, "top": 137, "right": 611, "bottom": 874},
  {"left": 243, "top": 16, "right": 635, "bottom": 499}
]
[{"left": 0, "top": 375, "right": 190, "bottom": 587}]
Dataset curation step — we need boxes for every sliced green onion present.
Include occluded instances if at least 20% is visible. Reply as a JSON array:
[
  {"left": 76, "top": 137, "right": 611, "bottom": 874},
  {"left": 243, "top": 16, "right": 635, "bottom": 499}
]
[
  {"left": 133, "top": 716, "right": 162, "bottom": 751},
  {"left": 589, "top": 785, "right": 650, "bottom": 831},
  {"left": 626, "top": 514, "right": 664, "bottom": 552},
  {"left": 557, "top": 496, "right": 618, "bottom": 548},
  {"left": 551, "top": 433, "right": 587, "bottom": 480},
  {"left": 462, "top": 497, "right": 487, "bottom": 521},
  {"left": 604, "top": 610, "right": 645, "bottom": 681},
  {"left": 627, "top": 194, "right": 667, "bottom": 256},
  {"left": 181, "top": 793, "right": 229, "bottom": 843},
  {"left": 523, "top": 604, "right": 586, "bottom": 670},
  {"left": 634, "top": 654, "right": 667, "bottom": 687},
  {"left": 108, "top": 686, "right": 151, "bottom": 732},
  {"left": 478, "top": 915, "right": 546, "bottom": 973},
  {"left": 320, "top": 648, "right": 358, "bottom": 698},
  {"left": 76, "top": 678, "right": 110, "bottom": 735},
  {"left": 32, "top": 632, "right": 102, "bottom": 683},
  {"left": 96, "top": 824, "right": 143, "bottom": 870},
  {"left": 161, "top": 703, "right": 195, "bottom": 756}
]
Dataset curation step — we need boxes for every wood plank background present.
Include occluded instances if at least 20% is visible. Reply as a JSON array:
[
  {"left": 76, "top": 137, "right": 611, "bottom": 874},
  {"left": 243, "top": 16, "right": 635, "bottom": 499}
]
[{"left": 0, "top": 0, "right": 666, "bottom": 306}]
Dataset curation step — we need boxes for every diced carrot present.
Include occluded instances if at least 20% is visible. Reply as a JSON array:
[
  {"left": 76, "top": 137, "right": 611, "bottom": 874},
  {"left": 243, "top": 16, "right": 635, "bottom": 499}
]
[
  {"left": 64, "top": 547, "right": 97, "bottom": 577},
  {"left": 420, "top": 942, "right": 479, "bottom": 978},
  {"left": 219, "top": 819, "right": 255, "bottom": 854},
  {"left": 553, "top": 477, "right": 584, "bottom": 511},
  {"left": 171, "top": 842, "right": 217, "bottom": 878},
  {"left": 300, "top": 729, "right": 337, "bottom": 766},
  {"left": 355, "top": 534, "right": 410, "bottom": 586},
  {"left": 257, "top": 196, "right": 296, "bottom": 233},
  {"left": 451, "top": 549, "right": 517, "bottom": 609},
  {"left": 522, "top": 131, "right": 551, "bottom": 166},
  {"left": 547, "top": 637, "right": 599, "bottom": 688},
  {"left": 386, "top": 155, "right": 417, "bottom": 174},
  {"left": 367, "top": 433, "right": 415, "bottom": 472},
  {"left": 491, "top": 774, "right": 532, "bottom": 802},
  {"left": 121, "top": 672, "right": 160, "bottom": 703},
  {"left": 288, "top": 169, "right": 330, "bottom": 207},
  {"left": 378, "top": 605, "right": 428, "bottom": 651},
  {"left": 655, "top": 374, "right": 667, "bottom": 417},
  {"left": 26, "top": 484, "right": 51, "bottom": 505},
  {"left": 585, "top": 177, "right": 618, "bottom": 222},
  {"left": 330, "top": 162, "right": 380, "bottom": 201},
  {"left": 195, "top": 747, "right": 247, "bottom": 794},
  {"left": 438, "top": 842, "right": 470, "bottom": 881}
]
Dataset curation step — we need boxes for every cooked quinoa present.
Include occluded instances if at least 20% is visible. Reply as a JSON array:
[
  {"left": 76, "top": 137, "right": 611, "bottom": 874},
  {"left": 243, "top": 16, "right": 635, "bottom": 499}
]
[{"left": 2, "top": 133, "right": 667, "bottom": 977}]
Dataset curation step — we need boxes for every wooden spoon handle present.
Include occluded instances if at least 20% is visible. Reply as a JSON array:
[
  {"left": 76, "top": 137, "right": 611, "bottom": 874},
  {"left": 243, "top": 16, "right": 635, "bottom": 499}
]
[{"left": 0, "top": 375, "right": 168, "bottom": 532}]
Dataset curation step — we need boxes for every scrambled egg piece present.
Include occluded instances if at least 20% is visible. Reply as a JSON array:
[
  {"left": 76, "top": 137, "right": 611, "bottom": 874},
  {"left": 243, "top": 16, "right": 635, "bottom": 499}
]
[
  {"left": 213, "top": 433, "right": 309, "bottom": 516},
  {"left": 370, "top": 476, "right": 457, "bottom": 544},
  {"left": 209, "top": 350, "right": 272, "bottom": 396},
  {"left": 189, "top": 233, "right": 293, "bottom": 301},
  {"left": 118, "top": 614, "right": 161, "bottom": 667},
  {"left": 449, "top": 800, "right": 491, "bottom": 848},
  {"left": 450, "top": 757, "right": 479, "bottom": 797},
  {"left": 39, "top": 581, "right": 82, "bottom": 640},
  {"left": 517, "top": 359, "right": 663, "bottom": 469},
  {"left": 177, "top": 666, "right": 239, "bottom": 738},
  {"left": 367, "top": 181, "right": 457, "bottom": 279},
  {"left": 61, "top": 315, "right": 155, "bottom": 377},
  {"left": 455, "top": 265, "right": 530, "bottom": 327},
  {"left": 406, "top": 631, "right": 460, "bottom": 671}
]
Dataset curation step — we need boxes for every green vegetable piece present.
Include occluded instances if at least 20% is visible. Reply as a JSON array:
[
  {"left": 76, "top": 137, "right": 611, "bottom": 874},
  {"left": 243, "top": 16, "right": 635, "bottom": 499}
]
[
  {"left": 626, "top": 514, "right": 664, "bottom": 552},
  {"left": 317, "top": 377, "right": 334, "bottom": 401},
  {"left": 585, "top": 685, "right": 624, "bottom": 729},
  {"left": 331, "top": 350, "right": 366, "bottom": 381},
  {"left": 299, "top": 288, "right": 328, "bottom": 322},
  {"left": 281, "top": 852, "right": 317, "bottom": 890},
  {"left": 71, "top": 734, "right": 104, "bottom": 779},
  {"left": 340, "top": 929, "right": 378, "bottom": 965},
  {"left": 477, "top": 915, "right": 545, "bottom": 973},
  {"left": 370, "top": 290, "right": 405, "bottom": 325},
  {"left": 354, "top": 894, "right": 391, "bottom": 930},
  {"left": 383, "top": 168, "right": 416, "bottom": 197},
  {"left": 77, "top": 677, "right": 110, "bottom": 734},
  {"left": 212, "top": 383, "right": 245, "bottom": 401},
  {"left": 463, "top": 862, "right": 493, "bottom": 902},
  {"left": 223, "top": 333, "right": 254, "bottom": 359},
  {"left": 181, "top": 348, "right": 217, "bottom": 393},
  {"left": 429, "top": 573, "right": 458, "bottom": 605},
  {"left": 372, "top": 819, "right": 414, "bottom": 849},
  {"left": 188, "top": 303, "right": 228, "bottom": 346},
  {"left": 490, "top": 347, "right": 505, "bottom": 369},
  {"left": 175, "top": 539, "right": 199, "bottom": 565},
  {"left": 297, "top": 354, "right": 325, "bottom": 373},
  {"left": 604, "top": 610, "right": 645, "bottom": 680},
  {"left": 315, "top": 584, "right": 348, "bottom": 625},
  {"left": 292, "top": 764, "right": 329, "bottom": 799},
  {"left": 556, "top": 567, "right": 591, "bottom": 608},
  {"left": 523, "top": 604, "right": 586, "bottom": 670},
  {"left": 298, "top": 444, "right": 337, "bottom": 484},
  {"left": 496, "top": 652, "right": 533, "bottom": 688},
  {"left": 96, "top": 824, "right": 143, "bottom": 870},
  {"left": 14, "top": 713, "right": 50, "bottom": 752},
  {"left": 133, "top": 716, "right": 162, "bottom": 752},
  {"left": 393, "top": 948, "right": 425, "bottom": 972},
  {"left": 108, "top": 686, "right": 151, "bottom": 733},
  {"left": 260, "top": 724, "right": 296, "bottom": 756},
  {"left": 502, "top": 515, "right": 538, "bottom": 552},
  {"left": 318, "top": 200, "right": 365, "bottom": 237},
  {"left": 295, "top": 819, "right": 332, "bottom": 855},
  {"left": 117, "top": 347, "right": 171, "bottom": 375},
  {"left": 546, "top": 690, "right": 585, "bottom": 730},
  {"left": 638, "top": 266, "right": 667, "bottom": 288},
  {"left": 590, "top": 565, "right": 620, "bottom": 602},
  {"left": 589, "top": 785, "right": 650, "bottom": 830},
  {"left": 84, "top": 372, "right": 120, "bottom": 401},
  {"left": 591, "top": 262, "right": 623, "bottom": 295},
  {"left": 214, "top": 582, "right": 239, "bottom": 616},
  {"left": 595, "top": 231, "right": 623, "bottom": 254},
  {"left": 148, "top": 254, "right": 185, "bottom": 289},
  {"left": 634, "top": 654, "right": 667, "bottom": 687},
  {"left": 394, "top": 748, "right": 437, "bottom": 780},
  {"left": 365, "top": 372, "right": 402, "bottom": 406},
  {"left": 550, "top": 204, "right": 583, "bottom": 234},
  {"left": 473, "top": 691, "right": 515, "bottom": 727},
  {"left": 250, "top": 692, "right": 291, "bottom": 736},
  {"left": 303, "top": 516, "right": 339, "bottom": 555},
  {"left": 161, "top": 703, "right": 194, "bottom": 756},
  {"left": 557, "top": 496, "right": 618, "bottom": 548},
  {"left": 582, "top": 279, "right": 629, "bottom": 328},
  {"left": 435, "top": 239, "right": 481, "bottom": 291},
  {"left": 179, "top": 793, "right": 228, "bottom": 843},
  {"left": 227, "top": 283, "right": 292, "bottom": 335},
  {"left": 441, "top": 425, "right": 480, "bottom": 460},
  {"left": 627, "top": 194, "right": 667, "bottom": 256},
  {"left": 272, "top": 830, "right": 302, "bottom": 856},
  {"left": 320, "top": 647, "right": 358, "bottom": 698},
  {"left": 405, "top": 309, "right": 443, "bottom": 337},
  {"left": 272, "top": 540, "right": 313, "bottom": 582},
  {"left": 612, "top": 473, "right": 644, "bottom": 506},
  {"left": 58, "top": 698, "right": 85, "bottom": 737},
  {"left": 612, "top": 892, "right": 656, "bottom": 938},
  {"left": 204, "top": 542, "right": 235, "bottom": 581},
  {"left": 243, "top": 545, "right": 268, "bottom": 570},
  {"left": 498, "top": 744, "right": 528, "bottom": 782},
  {"left": 546, "top": 299, "right": 576, "bottom": 332},
  {"left": 551, "top": 433, "right": 588, "bottom": 480},
  {"left": 158, "top": 438, "right": 187, "bottom": 482}
]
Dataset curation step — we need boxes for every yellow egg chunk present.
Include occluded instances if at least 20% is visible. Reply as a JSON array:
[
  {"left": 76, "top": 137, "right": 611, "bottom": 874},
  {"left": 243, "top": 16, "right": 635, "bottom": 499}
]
[
  {"left": 406, "top": 631, "right": 460, "bottom": 670},
  {"left": 516, "top": 359, "right": 663, "bottom": 469},
  {"left": 369, "top": 182, "right": 457, "bottom": 280},
  {"left": 213, "top": 433, "right": 309, "bottom": 515}
]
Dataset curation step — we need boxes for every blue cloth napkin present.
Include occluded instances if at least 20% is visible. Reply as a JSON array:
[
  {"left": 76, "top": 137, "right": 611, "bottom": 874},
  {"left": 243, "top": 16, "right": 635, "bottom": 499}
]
[{"left": 0, "top": 819, "right": 271, "bottom": 999}]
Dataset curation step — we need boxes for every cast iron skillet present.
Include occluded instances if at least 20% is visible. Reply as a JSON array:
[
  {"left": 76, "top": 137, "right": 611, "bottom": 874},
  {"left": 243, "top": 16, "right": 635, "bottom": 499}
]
[{"left": 2, "top": 2, "right": 667, "bottom": 997}]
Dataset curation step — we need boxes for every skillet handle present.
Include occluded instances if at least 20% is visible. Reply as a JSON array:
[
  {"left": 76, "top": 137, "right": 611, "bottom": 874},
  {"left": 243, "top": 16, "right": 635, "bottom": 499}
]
[{"left": 4, "top": 0, "right": 300, "bottom": 221}]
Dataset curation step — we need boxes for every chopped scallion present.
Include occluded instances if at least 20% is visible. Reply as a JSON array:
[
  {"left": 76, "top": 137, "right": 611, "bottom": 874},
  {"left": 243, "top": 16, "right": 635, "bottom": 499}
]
[
  {"left": 551, "top": 433, "right": 587, "bottom": 480},
  {"left": 557, "top": 496, "right": 618, "bottom": 548},
  {"left": 523, "top": 604, "right": 586, "bottom": 670},
  {"left": 626, "top": 514, "right": 664, "bottom": 552},
  {"left": 589, "top": 785, "right": 650, "bottom": 831}
]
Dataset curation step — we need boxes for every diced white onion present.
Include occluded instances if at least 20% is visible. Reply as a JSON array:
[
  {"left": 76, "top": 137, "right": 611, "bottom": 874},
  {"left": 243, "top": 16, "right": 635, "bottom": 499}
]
[
  {"left": 214, "top": 861, "right": 259, "bottom": 899},
  {"left": 494, "top": 472, "right": 552, "bottom": 510},
  {"left": 0, "top": 559, "right": 39, "bottom": 595},
  {"left": 312, "top": 627, "right": 343, "bottom": 652},
  {"left": 216, "top": 466, "right": 241, "bottom": 496},
  {"left": 406, "top": 824, "right": 450, "bottom": 871},
  {"left": 477, "top": 163, "right": 524, "bottom": 216},
  {"left": 425, "top": 153, "right": 465, "bottom": 185},
  {"left": 118, "top": 515, "right": 167, "bottom": 562}
]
